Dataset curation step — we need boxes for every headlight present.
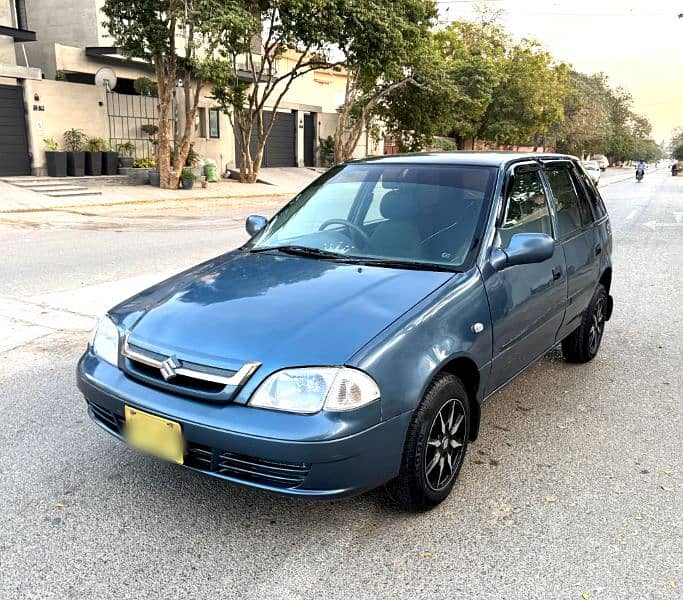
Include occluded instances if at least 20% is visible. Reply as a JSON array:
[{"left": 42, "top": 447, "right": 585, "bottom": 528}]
[
  {"left": 89, "top": 316, "right": 120, "bottom": 366},
  {"left": 249, "top": 367, "right": 380, "bottom": 414}
]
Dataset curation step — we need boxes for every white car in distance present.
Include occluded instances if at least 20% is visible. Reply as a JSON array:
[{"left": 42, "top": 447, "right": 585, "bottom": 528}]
[{"left": 582, "top": 160, "right": 601, "bottom": 184}]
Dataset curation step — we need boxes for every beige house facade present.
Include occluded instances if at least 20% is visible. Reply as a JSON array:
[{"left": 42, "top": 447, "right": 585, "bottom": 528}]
[{"left": 5, "top": 0, "right": 382, "bottom": 176}]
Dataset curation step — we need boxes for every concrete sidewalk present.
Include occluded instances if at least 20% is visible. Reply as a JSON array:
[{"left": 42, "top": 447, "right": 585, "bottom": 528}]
[{"left": 0, "top": 169, "right": 318, "bottom": 213}]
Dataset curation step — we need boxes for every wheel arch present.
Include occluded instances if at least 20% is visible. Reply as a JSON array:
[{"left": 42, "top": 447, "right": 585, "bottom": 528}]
[
  {"left": 599, "top": 267, "right": 613, "bottom": 320},
  {"left": 429, "top": 355, "right": 482, "bottom": 442}
]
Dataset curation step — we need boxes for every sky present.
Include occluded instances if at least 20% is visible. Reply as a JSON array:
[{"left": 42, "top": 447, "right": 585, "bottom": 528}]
[{"left": 437, "top": 0, "right": 683, "bottom": 143}]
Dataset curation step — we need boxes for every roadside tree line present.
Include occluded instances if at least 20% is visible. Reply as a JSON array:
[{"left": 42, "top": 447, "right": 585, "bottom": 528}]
[{"left": 102, "top": 0, "right": 661, "bottom": 189}]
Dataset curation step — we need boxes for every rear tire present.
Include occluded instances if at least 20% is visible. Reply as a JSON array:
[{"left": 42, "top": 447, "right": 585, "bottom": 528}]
[
  {"left": 386, "top": 374, "right": 470, "bottom": 511},
  {"left": 562, "top": 284, "right": 608, "bottom": 363}
]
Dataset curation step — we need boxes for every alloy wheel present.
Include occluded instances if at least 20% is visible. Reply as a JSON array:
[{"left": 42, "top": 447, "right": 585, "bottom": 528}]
[
  {"left": 424, "top": 398, "right": 467, "bottom": 491},
  {"left": 588, "top": 297, "right": 606, "bottom": 354}
]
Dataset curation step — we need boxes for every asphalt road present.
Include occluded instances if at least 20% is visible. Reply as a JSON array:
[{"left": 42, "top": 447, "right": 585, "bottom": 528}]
[{"left": 0, "top": 171, "right": 681, "bottom": 599}]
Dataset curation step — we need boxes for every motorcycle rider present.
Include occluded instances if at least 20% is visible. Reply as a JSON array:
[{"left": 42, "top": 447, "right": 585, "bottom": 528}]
[{"left": 635, "top": 160, "right": 646, "bottom": 180}]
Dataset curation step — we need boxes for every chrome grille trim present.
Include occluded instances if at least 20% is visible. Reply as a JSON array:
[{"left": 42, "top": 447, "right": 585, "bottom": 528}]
[{"left": 121, "top": 332, "right": 261, "bottom": 387}]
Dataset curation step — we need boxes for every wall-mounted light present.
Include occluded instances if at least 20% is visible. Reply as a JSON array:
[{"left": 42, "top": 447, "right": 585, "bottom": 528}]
[{"left": 34, "top": 93, "right": 40, "bottom": 101}]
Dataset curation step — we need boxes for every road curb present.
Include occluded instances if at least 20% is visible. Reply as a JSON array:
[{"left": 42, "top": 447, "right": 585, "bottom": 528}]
[{"left": 0, "top": 192, "right": 294, "bottom": 214}]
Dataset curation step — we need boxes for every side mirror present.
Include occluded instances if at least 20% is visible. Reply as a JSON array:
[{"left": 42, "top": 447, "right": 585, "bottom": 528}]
[
  {"left": 490, "top": 233, "right": 554, "bottom": 271},
  {"left": 246, "top": 215, "right": 267, "bottom": 237}
]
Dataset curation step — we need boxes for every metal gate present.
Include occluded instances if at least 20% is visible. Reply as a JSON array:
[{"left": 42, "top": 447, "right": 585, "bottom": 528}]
[
  {"left": 0, "top": 84, "right": 31, "bottom": 176},
  {"left": 106, "top": 92, "right": 162, "bottom": 160},
  {"left": 235, "top": 111, "right": 296, "bottom": 168}
]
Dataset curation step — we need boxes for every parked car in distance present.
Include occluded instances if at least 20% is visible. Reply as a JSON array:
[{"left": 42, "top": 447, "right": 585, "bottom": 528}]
[
  {"left": 591, "top": 154, "right": 609, "bottom": 171},
  {"left": 78, "top": 152, "right": 614, "bottom": 511},
  {"left": 582, "top": 160, "right": 602, "bottom": 184}
]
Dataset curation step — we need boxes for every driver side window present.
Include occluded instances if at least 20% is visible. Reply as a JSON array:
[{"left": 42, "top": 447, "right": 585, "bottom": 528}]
[{"left": 499, "top": 170, "right": 553, "bottom": 247}]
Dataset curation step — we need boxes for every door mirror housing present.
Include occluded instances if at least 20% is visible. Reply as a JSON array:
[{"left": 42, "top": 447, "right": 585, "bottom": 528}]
[
  {"left": 491, "top": 233, "right": 554, "bottom": 271},
  {"left": 246, "top": 215, "right": 268, "bottom": 237}
]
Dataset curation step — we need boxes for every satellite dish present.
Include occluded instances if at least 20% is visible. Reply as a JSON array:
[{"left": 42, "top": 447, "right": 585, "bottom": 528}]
[{"left": 95, "top": 67, "right": 117, "bottom": 91}]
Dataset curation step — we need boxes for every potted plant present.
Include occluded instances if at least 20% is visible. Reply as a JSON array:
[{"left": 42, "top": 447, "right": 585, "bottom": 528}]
[
  {"left": 63, "top": 128, "right": 87, "bottom": 176},
  {"left": 44, "top": 138, "right": 67, "bottom": 177},
  {"left": 141, "top": 124, "right": 160, "bottom": 186},
  {"left": 85, "top": 137, "right": 107, "bottom": 176},
  {"left": 102, "top": 141, "right": 119, "bottom": 175},
  {"left": 180, "top": 167, "right": 196, "bottom": 190},
  {"left": 116, "top": 142, "right": 135, "bottom": 169},
  {"left": 129, "top": 157, "right": 154, "bottom": 185}
]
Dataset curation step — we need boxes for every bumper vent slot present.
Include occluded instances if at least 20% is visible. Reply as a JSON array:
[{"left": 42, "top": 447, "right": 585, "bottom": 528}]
[{"left": 86, "top": 400, "right": 309, "bottom": 490}]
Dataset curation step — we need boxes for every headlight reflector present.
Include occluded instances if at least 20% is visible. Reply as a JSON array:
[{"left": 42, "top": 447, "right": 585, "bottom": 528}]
[
  {"left": 250, "top": 367, "right": 380, "bottom": 414},
  {"left": 90, "top": 316, "right": 119, "bottom": 366}
]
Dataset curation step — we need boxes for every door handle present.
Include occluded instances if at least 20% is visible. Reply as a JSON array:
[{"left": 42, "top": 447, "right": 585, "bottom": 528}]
[
  {"left": 552, "top": 266, "right": 562, "bottom": 280},
  {"left": 594, "top": 244, "right": 602, "bottom": 256}
]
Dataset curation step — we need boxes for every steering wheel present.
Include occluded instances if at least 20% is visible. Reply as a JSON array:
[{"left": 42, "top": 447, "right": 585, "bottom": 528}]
[{"left": 318, "top": 219, "right": 371, "bottom": 246}]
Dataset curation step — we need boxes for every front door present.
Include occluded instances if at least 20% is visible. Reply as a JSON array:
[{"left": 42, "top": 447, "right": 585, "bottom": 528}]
[{"left": 483, "top": 164, "right": 568, "bottom": 395}]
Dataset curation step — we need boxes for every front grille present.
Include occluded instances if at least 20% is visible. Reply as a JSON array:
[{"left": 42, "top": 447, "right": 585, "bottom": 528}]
[
  {"left": 119, "top": 334, "right": 260, "bottom": 402},
  {"left": 128, "top": 360, "right": 226, "bottom": 394},
  {"left": 87, "top": 400, "right": 310, "bottom": 489}
]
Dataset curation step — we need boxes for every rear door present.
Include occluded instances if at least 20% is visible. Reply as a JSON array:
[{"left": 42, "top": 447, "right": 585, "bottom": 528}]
[
  {"left": 542, "top": 160, "right": 600, "bottom": 339},
  {"left": 483, "top": 163, "right": 568, "bottom": 395}
]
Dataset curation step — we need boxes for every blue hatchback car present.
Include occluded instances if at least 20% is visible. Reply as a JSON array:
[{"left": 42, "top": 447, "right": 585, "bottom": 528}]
[{"left": 77, "top": 153, "right": 613, "bottom": 510}]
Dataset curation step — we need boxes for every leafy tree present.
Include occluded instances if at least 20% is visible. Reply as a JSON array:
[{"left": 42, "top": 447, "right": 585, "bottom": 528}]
[
  {"left": 331, "top": 0, "right": 436, "bottom": 163},
  {"left": 210, "top": 1, "right": 346, "bottom": 183},
  {"left": 550, "top": 71, "right": 612, "bottom": 157},
  {"left": 378, "top": 17, "right": 507, "bottom": 151},
  {"left": 102, "top": 0, "right": 253, "bottom": 188},
  {"left": 479, "top": 39, "right": 567, "bottom": 147}
]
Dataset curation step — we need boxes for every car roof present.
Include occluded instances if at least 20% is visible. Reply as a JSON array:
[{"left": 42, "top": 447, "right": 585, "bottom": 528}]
[{"left": 347, "top": 151, "right": 579, "bottom": 168}]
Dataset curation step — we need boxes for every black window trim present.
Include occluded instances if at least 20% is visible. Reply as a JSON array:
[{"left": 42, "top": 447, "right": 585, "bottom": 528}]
[
  {"left": 498, "top": 161, "right": 557, "bottom": 241},
  {"left": 541, "top": 160, "right": 594, "bottom": 240}
]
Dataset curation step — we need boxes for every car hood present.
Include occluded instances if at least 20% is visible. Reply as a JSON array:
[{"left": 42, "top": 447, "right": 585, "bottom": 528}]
[{"left": 112, "top": 250, "right": 453, "bottom": 370}]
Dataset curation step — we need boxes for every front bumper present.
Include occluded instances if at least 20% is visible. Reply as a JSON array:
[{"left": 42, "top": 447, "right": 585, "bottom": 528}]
[{"left": 77, "top": 352, "right": 411, "bottom": 498}]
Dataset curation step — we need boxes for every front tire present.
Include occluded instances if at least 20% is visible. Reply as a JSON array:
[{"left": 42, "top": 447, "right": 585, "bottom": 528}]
[
  {"left": 562, "top": 284, "right": 608, "bottom": 363},
  {"left": 386, "top": 374, "right": 470, "bottom": 511}
]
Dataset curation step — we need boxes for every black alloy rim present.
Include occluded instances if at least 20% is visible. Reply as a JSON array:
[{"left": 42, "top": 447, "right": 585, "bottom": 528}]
[{"left": 424, "top": 398, "right": 467, "bottom": 491}]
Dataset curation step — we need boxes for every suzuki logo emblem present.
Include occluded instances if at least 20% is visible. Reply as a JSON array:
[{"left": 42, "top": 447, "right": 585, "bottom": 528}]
[{"left": 160, "top": 356, "right": 181, "bottom": 381}]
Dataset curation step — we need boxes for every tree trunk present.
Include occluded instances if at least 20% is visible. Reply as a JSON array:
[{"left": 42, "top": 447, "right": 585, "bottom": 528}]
[
  {"left": 155, "top": 57, "right": 174, "bottom": 189},
  {"left": 171, "top": 78, "right": 201, "bottom": 189}
]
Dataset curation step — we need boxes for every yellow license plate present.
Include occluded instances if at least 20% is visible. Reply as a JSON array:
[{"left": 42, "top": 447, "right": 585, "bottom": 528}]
[{"left": 124, "top": 406, "right": 185, "bottom": 465}]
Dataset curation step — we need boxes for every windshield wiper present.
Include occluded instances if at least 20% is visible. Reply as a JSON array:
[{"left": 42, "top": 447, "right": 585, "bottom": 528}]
[
  {"left": 344, "top": 257, "right": 460, "bottom": 272},
  {"left": 250, "top": 245, "right": 347, "bottom": 260}
]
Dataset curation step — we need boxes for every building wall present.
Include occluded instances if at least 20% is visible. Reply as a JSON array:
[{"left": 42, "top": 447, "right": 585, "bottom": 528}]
[
  {"left": 0, "top": 0, "right": 18, "bottom": 76},
  {"left": 24, "top": 78, "right": 108, "bottom": 174},
  {"left": 23, "top": 0, "right": 100, "bottom": 48}
]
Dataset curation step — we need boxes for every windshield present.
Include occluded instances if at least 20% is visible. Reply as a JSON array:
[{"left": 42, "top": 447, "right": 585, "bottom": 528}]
[{"left": 251, "top": 163, "right": 498, "bottom": 269}]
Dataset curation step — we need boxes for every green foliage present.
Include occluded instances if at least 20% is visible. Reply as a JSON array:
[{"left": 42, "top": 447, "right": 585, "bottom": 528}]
[
  {"left": 140, "top": 124, "right": 159, "bottom": 139},
  {"left": 63, "top": 129, "right": 87, "bottom": 152},
  {"left": 170, "top": 145, "right": 199, "bottom": 166},
  {"left": 116, "top": 141, "right": 135, "bottom": 156},
  {"left": 133, "top": 157, "right": 155, "bottom": 168},
  {"left": 429, "top": 137, "right": 457, "bottom": 152},
  {"left": 55, "top": 70, "right": 67, "bottom": 81},
  {"left": 318, "top": 136, "right": 336, "bottom": 166},
  {"left": 102, "top": 0, "right": 254, "bottom": 187},
  {"left": 134, "top": 76, "right": 158, "bottom": 97},
  {"left": 380, "top": 16, "right": 566, "bottom": 151},
  {"left": 673, "top": 145, "right": 683, "bottom": 161},
  {"left": 86, "top": 137, "right": 108, "bottom": 152},
  {"left": 181, "top": 167, "right": 197, "bottom": 181},
  {"left": 44, "top": 138, "right": 60, "bottom": 152}
]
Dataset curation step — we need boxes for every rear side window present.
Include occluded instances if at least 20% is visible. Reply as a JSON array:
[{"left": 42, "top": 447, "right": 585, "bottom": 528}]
[
  {"left": 545, "top": 166, "right": 591, "bottom": 238},
  {"left": 575, "top": 165, "right": 607, "bottom": 220},
  {"left": 499, "top": 169, "right": 553, "bottom": 246}
]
